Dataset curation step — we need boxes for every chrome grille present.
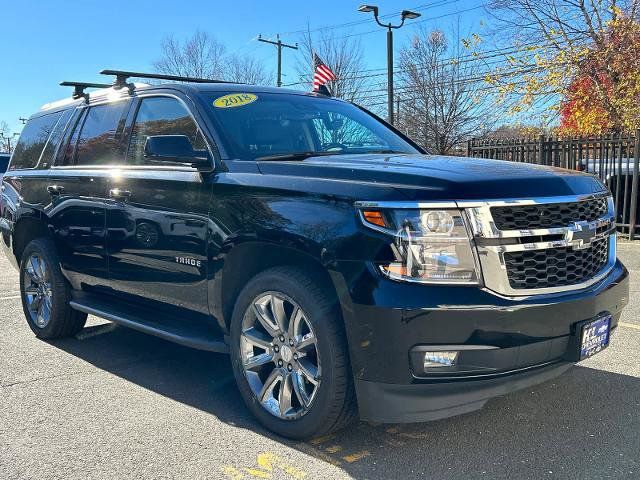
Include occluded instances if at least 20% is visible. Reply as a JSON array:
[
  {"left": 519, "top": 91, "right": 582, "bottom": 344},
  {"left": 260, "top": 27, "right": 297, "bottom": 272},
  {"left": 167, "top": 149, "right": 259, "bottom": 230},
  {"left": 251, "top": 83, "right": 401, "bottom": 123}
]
[
  {"left": 463, "top": 193, "right": 616, "bottom": 296},
  {"left": 503, "top": 238, "right": 609, "bottom": 290},
  {"left": 490, "top": 196, "right": 608, "bottom": 230}
]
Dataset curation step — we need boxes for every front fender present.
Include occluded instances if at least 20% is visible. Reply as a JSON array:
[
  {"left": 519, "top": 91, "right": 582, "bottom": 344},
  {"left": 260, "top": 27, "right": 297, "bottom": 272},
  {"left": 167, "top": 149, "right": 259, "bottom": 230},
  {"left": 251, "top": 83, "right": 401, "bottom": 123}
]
[{"left": 206, "top": 186, "right": 361, "bottom": 332}]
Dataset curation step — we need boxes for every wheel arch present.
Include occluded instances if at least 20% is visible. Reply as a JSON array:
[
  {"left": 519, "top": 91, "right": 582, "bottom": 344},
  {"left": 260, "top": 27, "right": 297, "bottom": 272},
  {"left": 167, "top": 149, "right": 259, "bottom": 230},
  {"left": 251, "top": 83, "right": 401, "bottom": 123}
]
[
  {"left": 216, "top": 241, "right": 340, "bottom": 333},
  {"left": 12, "top": 214, "right": 52, "bottom": 266}
]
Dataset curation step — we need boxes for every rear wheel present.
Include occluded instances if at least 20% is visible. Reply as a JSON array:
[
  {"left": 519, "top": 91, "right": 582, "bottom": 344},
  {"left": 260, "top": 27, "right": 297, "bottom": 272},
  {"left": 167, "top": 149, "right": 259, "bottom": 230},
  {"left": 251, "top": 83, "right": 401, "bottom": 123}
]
[
  {"left": 230, "top": 267, "right": 357, "bottom": 439},
  {"left": 19, "top": 238, "right": 87, "bottom": 339}
]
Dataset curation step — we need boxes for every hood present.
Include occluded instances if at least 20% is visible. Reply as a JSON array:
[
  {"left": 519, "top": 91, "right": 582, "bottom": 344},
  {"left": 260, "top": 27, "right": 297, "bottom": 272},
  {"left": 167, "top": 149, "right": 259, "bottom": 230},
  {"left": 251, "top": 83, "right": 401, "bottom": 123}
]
[{"left": 255, "top": 153, "right": 607, "bottom": 200}]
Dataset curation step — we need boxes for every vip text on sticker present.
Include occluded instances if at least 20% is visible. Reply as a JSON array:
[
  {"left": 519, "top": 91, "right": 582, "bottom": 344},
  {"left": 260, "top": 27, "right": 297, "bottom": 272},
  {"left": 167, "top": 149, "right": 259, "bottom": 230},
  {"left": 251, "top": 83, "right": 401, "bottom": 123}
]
[{"left": 214, "top": 93, "right": 258, "bottom": 108}]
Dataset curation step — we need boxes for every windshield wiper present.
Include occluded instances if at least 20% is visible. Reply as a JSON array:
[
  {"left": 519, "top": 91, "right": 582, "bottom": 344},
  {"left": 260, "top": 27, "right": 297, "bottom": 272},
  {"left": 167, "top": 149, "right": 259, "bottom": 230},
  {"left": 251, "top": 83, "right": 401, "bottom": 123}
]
[
  {"left": 255, "top": 151, "right": 342, "bottom": 161},
  {"left": 255, "top": 149, "right": 407, "bottom": 161},
  {"left": 356, "top": 149, "right": 406, "bottom": 155}
]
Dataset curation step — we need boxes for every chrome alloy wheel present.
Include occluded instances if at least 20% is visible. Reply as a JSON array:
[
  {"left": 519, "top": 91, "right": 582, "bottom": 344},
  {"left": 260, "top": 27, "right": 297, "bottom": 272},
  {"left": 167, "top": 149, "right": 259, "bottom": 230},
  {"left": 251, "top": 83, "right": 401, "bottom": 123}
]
[
  {"left": 240, "top": 292, "right": 321, "bottom": 420},
  {"left": 22, "top": 254, "right": 53, "bottom": 329}
]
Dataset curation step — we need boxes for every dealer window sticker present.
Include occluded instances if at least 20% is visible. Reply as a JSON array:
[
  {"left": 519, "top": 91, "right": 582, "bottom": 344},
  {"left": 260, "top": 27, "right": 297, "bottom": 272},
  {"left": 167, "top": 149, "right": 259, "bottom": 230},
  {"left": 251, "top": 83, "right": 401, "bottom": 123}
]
[{"left": 213, "top": 93, "right": 258, "bottom": 108}]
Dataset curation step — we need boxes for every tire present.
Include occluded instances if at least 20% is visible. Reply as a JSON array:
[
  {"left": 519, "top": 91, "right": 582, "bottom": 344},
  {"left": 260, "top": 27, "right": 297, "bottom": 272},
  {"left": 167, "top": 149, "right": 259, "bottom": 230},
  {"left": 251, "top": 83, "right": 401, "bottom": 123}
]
[
  {"left": 19, "top": 237, "right": 87, "bottom": 339},
  {"left": 230, "top": 266, "right": 357, "bottom": 439}
]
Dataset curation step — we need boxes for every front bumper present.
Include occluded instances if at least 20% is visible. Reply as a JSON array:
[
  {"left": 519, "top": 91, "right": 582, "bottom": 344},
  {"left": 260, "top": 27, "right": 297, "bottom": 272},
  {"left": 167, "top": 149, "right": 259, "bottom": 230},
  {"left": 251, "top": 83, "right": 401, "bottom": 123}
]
[
  {"left": 355, "top": 362, "right": 573, "bottom": 423},
  {"left": 331, "top": 259, "right": 629, "bottom": 423}
]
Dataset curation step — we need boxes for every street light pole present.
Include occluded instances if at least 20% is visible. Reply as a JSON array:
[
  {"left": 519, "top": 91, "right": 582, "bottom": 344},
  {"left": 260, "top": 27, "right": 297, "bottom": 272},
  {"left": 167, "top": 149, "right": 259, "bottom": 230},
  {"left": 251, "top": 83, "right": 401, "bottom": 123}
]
[
  {"left": 358, "top": 5, "right": 421, "bottom": 125},
  {"left": 387, "top": 25, "right": 394, "bottom": 125}
]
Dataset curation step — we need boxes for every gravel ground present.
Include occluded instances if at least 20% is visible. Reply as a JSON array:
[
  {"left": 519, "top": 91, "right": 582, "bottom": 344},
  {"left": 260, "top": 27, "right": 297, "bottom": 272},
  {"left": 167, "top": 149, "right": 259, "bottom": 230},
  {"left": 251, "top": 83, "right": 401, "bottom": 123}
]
[{"left": 0, "top": 243, "right": 639, "bottom": 480}]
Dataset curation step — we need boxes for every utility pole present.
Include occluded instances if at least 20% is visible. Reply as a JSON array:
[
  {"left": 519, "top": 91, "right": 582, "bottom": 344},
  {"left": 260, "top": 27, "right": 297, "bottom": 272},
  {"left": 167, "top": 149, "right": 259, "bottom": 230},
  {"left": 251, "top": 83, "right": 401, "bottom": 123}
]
[
  {"left": 258, "top": 34, "right": 298, "bottom": 87},
  {"left": 0, "top": 132, "right": 19, "bottom": 153},
  {"left": 19, "top": 117, "right": 28, "bottom": 125}
]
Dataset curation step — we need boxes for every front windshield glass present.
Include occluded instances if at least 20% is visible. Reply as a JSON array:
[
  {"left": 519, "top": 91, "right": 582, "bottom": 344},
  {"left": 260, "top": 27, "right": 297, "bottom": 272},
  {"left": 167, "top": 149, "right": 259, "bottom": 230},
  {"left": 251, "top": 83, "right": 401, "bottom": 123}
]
[{"left": 202, "top": 92, "right": 419, "bottom": 160}]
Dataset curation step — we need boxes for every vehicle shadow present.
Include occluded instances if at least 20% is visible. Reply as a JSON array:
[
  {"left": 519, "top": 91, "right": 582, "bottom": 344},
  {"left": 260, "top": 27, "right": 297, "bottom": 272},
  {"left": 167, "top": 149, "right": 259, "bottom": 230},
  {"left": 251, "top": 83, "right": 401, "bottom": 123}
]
[{"left": 52, "top": 322, "right": 640, "bottom": 479}]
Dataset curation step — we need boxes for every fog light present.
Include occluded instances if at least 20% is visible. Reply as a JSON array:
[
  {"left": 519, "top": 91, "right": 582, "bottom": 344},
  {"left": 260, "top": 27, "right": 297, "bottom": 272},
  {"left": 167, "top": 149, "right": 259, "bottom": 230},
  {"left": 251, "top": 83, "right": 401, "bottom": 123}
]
[{"left": 423, "top": 351, "right": 459, "bottom": 369}]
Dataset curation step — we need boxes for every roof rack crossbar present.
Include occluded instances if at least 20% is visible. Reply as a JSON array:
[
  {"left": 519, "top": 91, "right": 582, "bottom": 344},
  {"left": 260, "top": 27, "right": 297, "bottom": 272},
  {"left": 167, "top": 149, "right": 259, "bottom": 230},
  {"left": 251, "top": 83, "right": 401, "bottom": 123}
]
[
  {"left": 100, "top": 69, "right": 239, "bottom": 87},
  {"left": 60, "top": 81, "right": 113, "bottom": 99}
]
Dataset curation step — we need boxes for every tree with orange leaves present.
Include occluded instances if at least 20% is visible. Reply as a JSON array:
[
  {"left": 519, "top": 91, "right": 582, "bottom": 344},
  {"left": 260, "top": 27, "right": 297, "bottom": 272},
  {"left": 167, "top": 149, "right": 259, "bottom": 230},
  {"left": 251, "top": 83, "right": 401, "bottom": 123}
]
[
  {"left": 560, "top": 13, "right": 640, "bottom": 134},
  {"left": 487, "top": 1, "right": 640, "bottom": 133}
]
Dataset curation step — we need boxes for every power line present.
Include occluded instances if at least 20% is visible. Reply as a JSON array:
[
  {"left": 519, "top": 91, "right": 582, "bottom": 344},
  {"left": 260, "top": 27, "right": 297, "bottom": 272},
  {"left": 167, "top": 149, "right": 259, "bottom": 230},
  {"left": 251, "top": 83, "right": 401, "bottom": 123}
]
[
  {"left": 283, "top": 39, "right": 556, "bottom": 87},
  {"left": 289, "top": 55, "right": 570, "bottom": 91},
  {"left": 274, "top": 0, "right": 452, "bottom": 38},
  {"left": 336, "top": 3, "right": 488, "bottom": 41}
]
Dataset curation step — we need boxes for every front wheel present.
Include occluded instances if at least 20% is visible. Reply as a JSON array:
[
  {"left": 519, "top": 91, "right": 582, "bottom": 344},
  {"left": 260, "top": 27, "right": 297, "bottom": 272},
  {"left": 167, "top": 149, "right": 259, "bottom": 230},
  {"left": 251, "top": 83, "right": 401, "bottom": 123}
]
[{"left": 230, "top": 267, "right": 357, "bottom": 439}]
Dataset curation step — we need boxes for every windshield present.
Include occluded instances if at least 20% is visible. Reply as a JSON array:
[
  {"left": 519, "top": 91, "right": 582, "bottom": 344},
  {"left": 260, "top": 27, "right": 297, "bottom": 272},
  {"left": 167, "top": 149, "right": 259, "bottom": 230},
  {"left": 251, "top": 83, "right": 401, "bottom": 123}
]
[{"left": 202, "top": 92, "right": 419, "bottom": 160}]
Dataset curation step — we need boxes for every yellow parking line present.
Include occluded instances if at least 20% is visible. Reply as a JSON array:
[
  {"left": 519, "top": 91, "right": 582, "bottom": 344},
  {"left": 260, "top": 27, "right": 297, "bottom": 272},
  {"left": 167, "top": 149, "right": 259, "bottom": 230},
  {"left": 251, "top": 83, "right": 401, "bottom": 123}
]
[
  {"left": 342, "top": 451, "right": 370, "bottom": 463},
  {"left": 309, "top": 434, "right": 335, "bottom": 445},
  {"left": 619, "top": 322, "right": 640, "bottom": 330},
  {"left": 295, "top": 443, "right": 343, "bottom": 466}
]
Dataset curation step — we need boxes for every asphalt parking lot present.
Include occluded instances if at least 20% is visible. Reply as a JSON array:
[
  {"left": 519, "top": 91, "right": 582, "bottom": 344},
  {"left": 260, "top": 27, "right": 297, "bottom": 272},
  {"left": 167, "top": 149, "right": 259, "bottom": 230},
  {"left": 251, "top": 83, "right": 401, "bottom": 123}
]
[{"left": 1, "top": 243, "right": 639, "bottom": 480}]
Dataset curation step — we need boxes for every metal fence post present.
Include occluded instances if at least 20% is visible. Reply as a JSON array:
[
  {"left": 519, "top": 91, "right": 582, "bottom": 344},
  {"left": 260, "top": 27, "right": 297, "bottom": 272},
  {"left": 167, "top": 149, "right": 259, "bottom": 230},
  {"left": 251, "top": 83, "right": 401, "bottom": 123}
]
[
  {"left": 537, "top": 134, "right": 544, "bottom": 165},
  {"left": 629, "top": 129, "right": 640, "bottom": 240}
]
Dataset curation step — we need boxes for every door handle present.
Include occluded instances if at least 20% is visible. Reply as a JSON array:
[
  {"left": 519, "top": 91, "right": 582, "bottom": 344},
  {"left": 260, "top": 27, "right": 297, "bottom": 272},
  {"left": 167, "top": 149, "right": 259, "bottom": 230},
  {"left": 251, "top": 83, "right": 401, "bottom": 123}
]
[
  {"left": 47, "top": 185, "right": 65, "bottom": 195},
  {"left": 109, "top": 188, "right": 132, "bottom": 201}
]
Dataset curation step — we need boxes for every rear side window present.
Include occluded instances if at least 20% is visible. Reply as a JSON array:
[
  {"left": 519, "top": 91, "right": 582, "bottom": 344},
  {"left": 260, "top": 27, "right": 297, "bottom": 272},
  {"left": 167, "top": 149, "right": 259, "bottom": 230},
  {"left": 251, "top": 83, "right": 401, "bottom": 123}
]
[
  {"left": 9, "top": 111, "right": 62, "bottom": 170},
  {"left": 38, "top": 108, "right": 74, "bottom": 168},
  {"left": 127, "top": 96, "right": 206, "bottom": 165},
  {"left": 74, "top": 101, "right": 128, "bottom": 166}
]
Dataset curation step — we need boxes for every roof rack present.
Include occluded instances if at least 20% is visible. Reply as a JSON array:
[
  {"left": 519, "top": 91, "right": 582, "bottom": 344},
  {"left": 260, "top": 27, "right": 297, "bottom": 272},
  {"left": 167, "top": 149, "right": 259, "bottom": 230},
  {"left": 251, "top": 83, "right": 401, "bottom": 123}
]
[
  {"left": 100, "top": 69, "right": 239, "bottom": 90},
  {"left": 60, "top": 81, "right": 113, "bottom": 100}
]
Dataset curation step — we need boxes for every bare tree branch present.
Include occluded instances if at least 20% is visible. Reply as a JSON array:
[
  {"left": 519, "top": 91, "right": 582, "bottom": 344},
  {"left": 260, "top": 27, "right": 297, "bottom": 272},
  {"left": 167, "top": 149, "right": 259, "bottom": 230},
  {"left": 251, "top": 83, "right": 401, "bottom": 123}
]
[
  {"left": 154, "top": 31, "right": 271, "bottom": 85},
  {"left": 396, "top": 28, "right": 496, "bottom": 154}
]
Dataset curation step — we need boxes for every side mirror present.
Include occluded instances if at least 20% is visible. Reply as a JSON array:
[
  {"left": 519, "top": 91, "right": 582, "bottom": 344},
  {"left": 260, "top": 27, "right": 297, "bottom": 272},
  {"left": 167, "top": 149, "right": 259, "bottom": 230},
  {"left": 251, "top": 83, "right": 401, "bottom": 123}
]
[{"left": 144, "top": 135, "right": 213, "bottom": 171}]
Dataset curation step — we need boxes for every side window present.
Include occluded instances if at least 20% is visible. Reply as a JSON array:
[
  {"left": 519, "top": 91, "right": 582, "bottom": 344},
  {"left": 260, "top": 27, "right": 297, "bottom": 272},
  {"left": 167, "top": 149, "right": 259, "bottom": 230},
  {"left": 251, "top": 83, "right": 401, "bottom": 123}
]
[
  {"left": 58, "top": 109, "right": 87, "bottom": 166},
  {"left": 9, "top": 111, "right": 62, "bottom": 170},
  {"left": 38, "top": 108, "right": 74, "bottom": 168},
  {"left": 74, "top": 101, "right": 128, "bottom": 166},
  {"left": 127, "top": 96, "right": 207, "bottom": 165}
]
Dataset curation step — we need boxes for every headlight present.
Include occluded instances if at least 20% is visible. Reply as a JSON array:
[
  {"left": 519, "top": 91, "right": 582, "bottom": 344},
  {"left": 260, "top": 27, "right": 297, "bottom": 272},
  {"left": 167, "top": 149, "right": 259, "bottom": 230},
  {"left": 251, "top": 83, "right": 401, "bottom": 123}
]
[{"left": 360, "top": 208, "right": 481, "bottom": 284}]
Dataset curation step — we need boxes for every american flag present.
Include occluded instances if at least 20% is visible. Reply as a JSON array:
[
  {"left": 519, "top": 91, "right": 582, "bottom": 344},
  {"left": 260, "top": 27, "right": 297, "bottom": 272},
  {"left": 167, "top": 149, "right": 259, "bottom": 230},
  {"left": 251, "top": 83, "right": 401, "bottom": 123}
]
[{"left": 312, "top": 52, "right": 337, "bottom": 93}]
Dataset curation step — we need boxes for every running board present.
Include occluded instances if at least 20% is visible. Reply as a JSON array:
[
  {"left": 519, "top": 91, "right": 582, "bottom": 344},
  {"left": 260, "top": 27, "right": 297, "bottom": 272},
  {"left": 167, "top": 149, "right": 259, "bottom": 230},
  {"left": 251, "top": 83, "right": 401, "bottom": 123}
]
[{"left": 69, "top": 298, "right": 229, "bottom": 354}]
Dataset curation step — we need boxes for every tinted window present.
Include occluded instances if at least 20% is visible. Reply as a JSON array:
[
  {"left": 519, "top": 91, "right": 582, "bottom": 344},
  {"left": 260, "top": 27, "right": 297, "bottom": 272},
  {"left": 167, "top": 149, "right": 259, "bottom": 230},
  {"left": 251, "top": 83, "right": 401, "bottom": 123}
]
[
  {"left": 127, "top": 96, "right": 206, "bottom": 165},
  {"left": 203, "top": 92, "right": 418, "bottom": 160},
  {"left": 0, "top": 155, "right": 10, "bottom": 173},
  {"left": 9, "top": 111, "right": 62, "bottom": 170},
  {"left": 39, "top": 108, "right": 74, "bottom": 168},
  {"left": 74, "top": 101, "right": 128, "bottom": 166}
]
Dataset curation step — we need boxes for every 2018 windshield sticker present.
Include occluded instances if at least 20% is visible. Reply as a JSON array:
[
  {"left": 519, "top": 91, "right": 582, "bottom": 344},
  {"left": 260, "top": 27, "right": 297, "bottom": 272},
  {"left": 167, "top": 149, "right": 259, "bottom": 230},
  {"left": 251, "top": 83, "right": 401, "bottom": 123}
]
[{"left": 213, "top": 93, "right": 258, "bottom": 108}]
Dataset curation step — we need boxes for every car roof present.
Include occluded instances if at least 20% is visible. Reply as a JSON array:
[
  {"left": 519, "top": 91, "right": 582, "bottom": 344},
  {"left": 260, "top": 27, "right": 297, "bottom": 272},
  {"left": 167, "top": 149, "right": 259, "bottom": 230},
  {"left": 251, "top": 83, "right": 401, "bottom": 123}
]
[{"left": 35, "top": 82, "right": 333, "bottom": 118}]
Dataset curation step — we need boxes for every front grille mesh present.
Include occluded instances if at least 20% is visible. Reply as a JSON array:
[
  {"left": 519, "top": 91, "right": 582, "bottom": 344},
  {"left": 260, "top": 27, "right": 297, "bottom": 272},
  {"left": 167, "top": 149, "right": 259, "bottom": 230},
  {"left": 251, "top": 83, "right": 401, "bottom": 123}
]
[
  {"left": 491, "top": 197, "right": 608, "bottom": 230},
  {"left": 503, "top": 238, "right": 609, "bottom": 290}
]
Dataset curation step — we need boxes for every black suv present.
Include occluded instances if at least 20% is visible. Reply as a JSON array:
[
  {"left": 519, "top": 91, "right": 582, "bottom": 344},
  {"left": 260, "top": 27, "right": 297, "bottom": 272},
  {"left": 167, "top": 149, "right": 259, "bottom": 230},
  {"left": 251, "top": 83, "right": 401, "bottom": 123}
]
[{"left": 0, "top": 72, "right": 629, "bottom": 439}]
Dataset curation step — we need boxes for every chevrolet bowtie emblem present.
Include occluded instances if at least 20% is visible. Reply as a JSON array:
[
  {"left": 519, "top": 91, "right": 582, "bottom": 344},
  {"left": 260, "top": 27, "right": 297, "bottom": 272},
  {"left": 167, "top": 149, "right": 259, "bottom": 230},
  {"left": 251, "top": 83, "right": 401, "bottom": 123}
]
[{"left": 565, "top": 221, "right": 597, "bottom": 250}]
